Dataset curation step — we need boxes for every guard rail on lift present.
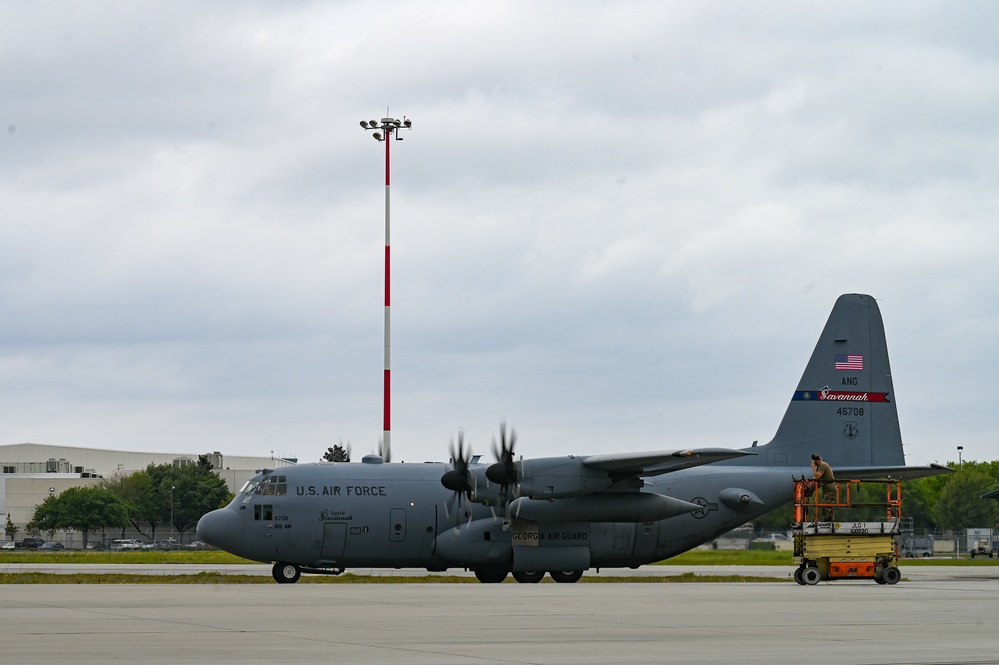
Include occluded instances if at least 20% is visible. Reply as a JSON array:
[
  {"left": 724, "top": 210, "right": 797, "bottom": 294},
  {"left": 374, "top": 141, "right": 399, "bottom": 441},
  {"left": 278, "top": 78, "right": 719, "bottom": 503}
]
[{"left": 792, "top": 478, "right": 902, "bottom": 526}]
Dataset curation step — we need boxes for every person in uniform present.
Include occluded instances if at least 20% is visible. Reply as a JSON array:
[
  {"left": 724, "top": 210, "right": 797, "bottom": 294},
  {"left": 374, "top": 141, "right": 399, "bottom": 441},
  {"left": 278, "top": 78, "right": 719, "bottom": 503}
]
[{"left": 810, "top": 453, "right": 836, "bottom": 521}]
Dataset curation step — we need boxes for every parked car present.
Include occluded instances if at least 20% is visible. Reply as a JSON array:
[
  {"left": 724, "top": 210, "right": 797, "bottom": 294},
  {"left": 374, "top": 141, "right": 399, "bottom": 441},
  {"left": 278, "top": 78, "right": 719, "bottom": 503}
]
[
  {"left": 39, "top": 541, "right": 65, "bottom": 550},
  {"left": 186, "top": 540, "right": 213, "bottom": 550},
  {"left": 153, "top": 539, "right": 180, "bottom": 549},
  {"left": 110, "top": 539, "right": 145, "bottom": 551},
  {"left": 16, "top": 537, "right": 45, "bottom": 549},
  {"left": 1, "top": 542, "right": 15, "bottom": 550}
]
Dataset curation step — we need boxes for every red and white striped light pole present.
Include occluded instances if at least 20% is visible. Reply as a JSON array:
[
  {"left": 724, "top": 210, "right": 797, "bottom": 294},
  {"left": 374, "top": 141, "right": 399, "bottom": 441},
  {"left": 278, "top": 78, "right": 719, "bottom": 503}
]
[{"left": 360, "top": 115, "right": 412, "bottom": 463}]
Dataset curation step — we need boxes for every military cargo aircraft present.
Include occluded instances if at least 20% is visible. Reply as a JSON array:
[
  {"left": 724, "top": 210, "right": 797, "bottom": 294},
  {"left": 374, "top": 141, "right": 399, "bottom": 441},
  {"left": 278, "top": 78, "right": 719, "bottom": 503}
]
[{"left": 198, "top": 293, "right": 949, "bottom": 583}]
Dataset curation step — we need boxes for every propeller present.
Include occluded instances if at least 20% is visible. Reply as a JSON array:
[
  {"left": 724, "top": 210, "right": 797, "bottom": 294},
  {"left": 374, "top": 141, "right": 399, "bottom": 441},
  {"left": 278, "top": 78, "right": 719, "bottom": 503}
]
[
  {"left": 441, "top": 432, "right": 473, "bottom": 521},
  {"left": 486, "top": 422, "right": 517, "bottom": 486},
  {"left": 485, "top": 422, "right": 524, "bottom": 522}
]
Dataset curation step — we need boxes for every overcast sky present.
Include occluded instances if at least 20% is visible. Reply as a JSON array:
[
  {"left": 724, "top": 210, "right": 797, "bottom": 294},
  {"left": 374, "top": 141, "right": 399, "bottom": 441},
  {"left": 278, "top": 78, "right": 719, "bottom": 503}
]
[{"left": 2, "top": 1, "right": 996, "bottom": 467}]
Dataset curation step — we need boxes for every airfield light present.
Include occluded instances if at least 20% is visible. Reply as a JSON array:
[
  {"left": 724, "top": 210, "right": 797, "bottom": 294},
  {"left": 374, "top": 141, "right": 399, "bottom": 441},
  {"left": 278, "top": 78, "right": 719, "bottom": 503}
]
[
  {"left": 957, "top": 446, "right": 963, "bottom": 466},
  {"left": 360, "top": 113, "right": 414, "bottom": 463},
  {"left": 360, "top": 120, "right": 369, "bottom": 128}
]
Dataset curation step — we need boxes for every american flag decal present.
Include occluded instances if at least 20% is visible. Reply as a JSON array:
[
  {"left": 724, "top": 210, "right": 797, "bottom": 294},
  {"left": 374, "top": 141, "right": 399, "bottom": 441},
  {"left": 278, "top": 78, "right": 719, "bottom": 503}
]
[{"left": 835, "top": 354, "right": 863, "bottom": 371}]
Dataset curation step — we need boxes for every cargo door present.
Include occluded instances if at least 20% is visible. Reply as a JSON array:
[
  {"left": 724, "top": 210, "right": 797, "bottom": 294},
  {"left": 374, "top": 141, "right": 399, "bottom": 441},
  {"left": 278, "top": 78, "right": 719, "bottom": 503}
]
[{"left": 321, "top": 522, "right": 347, "bottom": 558}]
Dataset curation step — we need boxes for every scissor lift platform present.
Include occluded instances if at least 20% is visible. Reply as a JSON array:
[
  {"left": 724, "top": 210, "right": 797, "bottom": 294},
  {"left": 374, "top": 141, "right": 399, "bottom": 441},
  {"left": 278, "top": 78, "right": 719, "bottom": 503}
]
[{"left": 792, "top": 479, "right": 903, "bottom": 585}]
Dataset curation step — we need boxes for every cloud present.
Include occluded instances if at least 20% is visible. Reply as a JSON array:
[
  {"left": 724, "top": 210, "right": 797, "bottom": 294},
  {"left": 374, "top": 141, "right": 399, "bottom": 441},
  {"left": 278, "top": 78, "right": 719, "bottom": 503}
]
[{"left": 1, "top": 1, "right": 996, "bottom": 467}]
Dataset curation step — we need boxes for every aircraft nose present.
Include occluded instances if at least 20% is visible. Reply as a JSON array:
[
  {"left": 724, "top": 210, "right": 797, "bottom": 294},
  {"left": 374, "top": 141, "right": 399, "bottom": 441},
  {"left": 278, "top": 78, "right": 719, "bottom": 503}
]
[{"left": 197, "top": 508, "right": 243, "bottom": 552}]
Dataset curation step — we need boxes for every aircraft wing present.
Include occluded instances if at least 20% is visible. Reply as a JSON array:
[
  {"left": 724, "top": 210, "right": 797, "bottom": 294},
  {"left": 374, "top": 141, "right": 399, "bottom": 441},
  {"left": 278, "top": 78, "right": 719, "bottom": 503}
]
[
  {"left": 579, "top": 448, "right": 756, "bottom": 477},
  {"left": 834, "top": 463, "right": 953, "bottom": 481}
]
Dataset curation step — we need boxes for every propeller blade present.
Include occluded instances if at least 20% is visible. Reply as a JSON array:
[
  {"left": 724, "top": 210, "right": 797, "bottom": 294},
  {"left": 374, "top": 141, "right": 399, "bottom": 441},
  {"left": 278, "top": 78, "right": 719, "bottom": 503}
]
[{"left": 441, "top": 431, "right": 473, "bottom": 494}]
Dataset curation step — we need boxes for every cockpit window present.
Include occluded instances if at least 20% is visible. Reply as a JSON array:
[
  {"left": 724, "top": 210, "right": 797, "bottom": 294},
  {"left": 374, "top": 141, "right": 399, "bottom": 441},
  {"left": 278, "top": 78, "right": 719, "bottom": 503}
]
[
  {"left": 253, "top": 475, "right": 287, "bottom": 496},
  {"left": 240, "top": 480, "right": 259, "bottom": 494}
]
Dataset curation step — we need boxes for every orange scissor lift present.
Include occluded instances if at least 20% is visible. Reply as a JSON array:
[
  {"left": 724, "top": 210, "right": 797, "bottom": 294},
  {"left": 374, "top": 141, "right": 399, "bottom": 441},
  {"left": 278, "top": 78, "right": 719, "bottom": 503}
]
[{"left": 792, "top": 478, "right": 903, "bottom": 585}]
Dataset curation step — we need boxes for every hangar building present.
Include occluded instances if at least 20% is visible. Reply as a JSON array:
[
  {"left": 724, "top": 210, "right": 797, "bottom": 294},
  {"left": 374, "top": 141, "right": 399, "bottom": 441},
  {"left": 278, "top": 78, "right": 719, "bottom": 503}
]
[{"left": 1, "top": 442, "right": 294, "bottom": 547}]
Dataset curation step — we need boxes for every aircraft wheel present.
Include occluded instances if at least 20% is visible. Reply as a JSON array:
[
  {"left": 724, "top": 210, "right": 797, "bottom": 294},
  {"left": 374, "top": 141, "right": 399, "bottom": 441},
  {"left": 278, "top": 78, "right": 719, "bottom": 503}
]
[
  {"left": 549, "top": 570, "right": 584, "bottom": 584},
  {"left": 272, "top": 561, "right": 301, "bottom": 584},
  {"left": 882, "top": 566, "right": 901, "bottom": 585},
  {"left": 513, "top": 570, "right": 545, "bottom": 584},
  {"left": 802, "top": 566, "right": 821, "bottom": 586},
  {"left": 793, "top": 567, "right": 806, "bottom": 585},
  {"left": 473, "top": 567, "right": 509, "bottom": 584}
]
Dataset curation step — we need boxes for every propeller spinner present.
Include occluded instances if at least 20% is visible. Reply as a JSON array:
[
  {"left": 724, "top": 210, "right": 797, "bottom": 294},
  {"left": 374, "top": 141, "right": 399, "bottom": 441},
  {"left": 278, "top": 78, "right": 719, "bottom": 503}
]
[
  {"left": 486, "top": 422, "right": 517, "bottom": 486},
  {"left": 441, "top": 432, "right": 473, "bottom": 495}
]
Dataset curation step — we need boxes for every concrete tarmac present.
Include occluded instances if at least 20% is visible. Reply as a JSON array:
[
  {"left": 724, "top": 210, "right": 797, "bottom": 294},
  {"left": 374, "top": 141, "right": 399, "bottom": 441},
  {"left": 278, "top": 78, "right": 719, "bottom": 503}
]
[
  {"left": 2, "top": 575, "right": 998, "bottom": 664},
  {"left": 2, "top": 561, "right": 997, "bottom": 581}
]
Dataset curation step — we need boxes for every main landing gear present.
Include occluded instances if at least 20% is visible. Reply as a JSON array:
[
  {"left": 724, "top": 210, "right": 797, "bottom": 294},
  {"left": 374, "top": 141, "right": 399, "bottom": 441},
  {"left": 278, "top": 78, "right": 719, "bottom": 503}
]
[
  {"left": 272, "top": 561, "right": 346, "bottom": 583},
  {"left": 473, "top": 568, "right": 586, "bottom": 584},
  {"left": 549, "top": 570, "right": 584, "bottom": 583},
  {"left": 273, "top": 561, "right": 301, "bottom": 584}
]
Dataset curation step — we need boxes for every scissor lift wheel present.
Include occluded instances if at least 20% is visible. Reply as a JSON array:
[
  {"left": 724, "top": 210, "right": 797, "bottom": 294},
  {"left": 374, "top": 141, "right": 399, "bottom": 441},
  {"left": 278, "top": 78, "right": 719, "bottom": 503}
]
[{"left": 801, "top": 566, "right": 821, "bottom": 585}]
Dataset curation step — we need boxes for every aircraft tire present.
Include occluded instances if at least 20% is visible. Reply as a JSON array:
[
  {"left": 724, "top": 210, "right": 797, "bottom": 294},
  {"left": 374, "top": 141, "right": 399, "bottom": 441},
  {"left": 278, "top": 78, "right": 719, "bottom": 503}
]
[
  {"left": 272, "top": 561, "right": 301, "bottom": 584},
  {"left": 512, "top": 571, "right": 545, "bottom": 584},
  {"left": 882, "top": 566, "right": 901, "bottom": 585},
  {"left": 473, "top": 567, "right": 509, "bottom": 584},
  {"left": 802, "top": 566, "right": 821, "bottom": 586},
  {"left": 549, "top": 570, "right": 584, "bottom": 584},
  {"left": 793, "top": 567, "right": 805, "bottom": 585}
]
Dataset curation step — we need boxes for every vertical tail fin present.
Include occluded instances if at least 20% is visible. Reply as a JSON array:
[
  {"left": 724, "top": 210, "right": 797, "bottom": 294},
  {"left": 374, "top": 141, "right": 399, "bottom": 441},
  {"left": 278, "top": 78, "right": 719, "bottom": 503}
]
[{"left": 762, "top": 293, "right": 904, "bottom": 468}]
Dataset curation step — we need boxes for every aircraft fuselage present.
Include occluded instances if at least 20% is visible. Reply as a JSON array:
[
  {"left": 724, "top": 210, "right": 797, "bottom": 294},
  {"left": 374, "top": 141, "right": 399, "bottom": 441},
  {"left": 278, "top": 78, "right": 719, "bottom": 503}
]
[{"left": 199, "top": 457, "right": 800, "bottom": 578}]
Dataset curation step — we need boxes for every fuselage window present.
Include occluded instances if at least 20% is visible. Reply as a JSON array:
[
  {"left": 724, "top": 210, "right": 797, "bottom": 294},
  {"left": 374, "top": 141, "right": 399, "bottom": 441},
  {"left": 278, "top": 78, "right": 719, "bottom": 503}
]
[{"left": 254, "top": 504, "right": 274, "bottom": 521}]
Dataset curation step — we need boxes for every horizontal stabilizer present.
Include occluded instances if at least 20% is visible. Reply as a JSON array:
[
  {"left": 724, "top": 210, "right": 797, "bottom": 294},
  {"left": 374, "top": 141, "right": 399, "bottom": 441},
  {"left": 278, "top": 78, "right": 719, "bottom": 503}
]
[
  {"left": 581, "top": 448, "right": 755, "bottom": 477},
  {"left": 830, "top": 463, "right": 953, "bottom": 481}
]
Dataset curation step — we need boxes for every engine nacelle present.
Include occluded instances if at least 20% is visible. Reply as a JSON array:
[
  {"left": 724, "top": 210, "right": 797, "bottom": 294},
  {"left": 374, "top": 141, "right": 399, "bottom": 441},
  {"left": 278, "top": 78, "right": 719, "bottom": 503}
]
[
  {"left": 465, "top": 467, "right": 509, "bottom": 505},
  {"left": 718, "top": 487, "right": 765, "bottom": 513},
  {"left": 516, "top": 456, "right": 612, "bottom": 499}
]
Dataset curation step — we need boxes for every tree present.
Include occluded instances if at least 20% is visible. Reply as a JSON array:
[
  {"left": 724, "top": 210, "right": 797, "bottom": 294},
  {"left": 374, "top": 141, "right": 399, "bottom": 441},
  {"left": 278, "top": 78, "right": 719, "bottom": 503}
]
[
  {"left": 101, "top": 463, "right": 233, "bottom": 540},
  {"left": 933, "top": 466, "right": 999, "bottom": 531},
  {"left": 31, "top": 486, "right": 129, "bottom": 549},
  {"left": 167, "top": 463, "right": 233, "bottom": 537},
  {"left": 102, "top": 470, "right": 164, "bottom": 539},
  {"left": 322, "top": 441, "right": 351, "bottom": 463},
  {"left": 903, "top": 471, "right": 953, "bottom": 531},
  {"left": 5, "top": 513, "right": 19, "bottom": 544}
]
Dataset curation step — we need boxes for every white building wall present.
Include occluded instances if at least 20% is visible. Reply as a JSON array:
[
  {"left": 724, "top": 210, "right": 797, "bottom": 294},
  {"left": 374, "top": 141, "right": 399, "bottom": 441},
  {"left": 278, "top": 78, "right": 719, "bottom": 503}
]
[{"left": 1, "top": 443, "right": 296, "bottom": 545}]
